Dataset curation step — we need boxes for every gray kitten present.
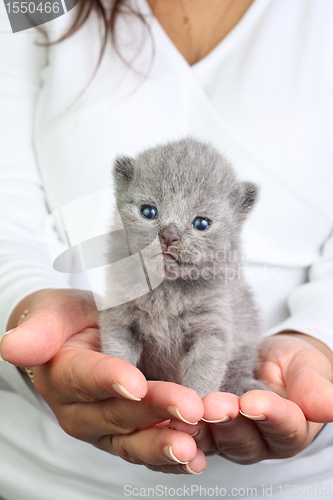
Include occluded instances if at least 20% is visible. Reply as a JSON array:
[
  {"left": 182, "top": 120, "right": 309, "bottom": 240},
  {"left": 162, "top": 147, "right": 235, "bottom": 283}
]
[{"left": 99, "top": 138, "right": 265, "bottom": 397}]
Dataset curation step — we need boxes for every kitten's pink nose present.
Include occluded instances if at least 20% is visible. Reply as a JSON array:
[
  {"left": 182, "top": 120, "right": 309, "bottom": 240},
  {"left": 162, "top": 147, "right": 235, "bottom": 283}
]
[{"left": 160, "top": 224, "right": 181, "bottom": 248}]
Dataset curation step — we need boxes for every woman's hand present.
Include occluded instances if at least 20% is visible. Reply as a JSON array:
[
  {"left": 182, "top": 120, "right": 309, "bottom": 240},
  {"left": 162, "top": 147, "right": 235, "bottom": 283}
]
[
  {"left": 4, "top": 293, "right": 332, "bottom": 468},
  {"left": 170, "top": 334, "right": 333, "bottom": 464},
  {"left": 1, "top": 289, "right": 206, "bottom": 474}
]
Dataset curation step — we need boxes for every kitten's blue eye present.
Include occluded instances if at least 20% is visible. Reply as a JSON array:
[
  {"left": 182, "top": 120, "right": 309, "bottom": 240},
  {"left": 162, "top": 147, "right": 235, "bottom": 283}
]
[
  {"left": 140, "top": 205, "right": 157, "bottom": 220},
  {"left": 192, "top": 217, "right": 211, "bottom": 231}
]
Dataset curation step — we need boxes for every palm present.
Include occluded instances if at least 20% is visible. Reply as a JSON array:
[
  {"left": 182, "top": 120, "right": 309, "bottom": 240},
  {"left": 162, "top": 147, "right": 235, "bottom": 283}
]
[
  {"left": 257, "top": 334, "right": 333, "bottom": 422},
  {"left": 170, "top": 334, "right": 333, "bottom": 464}
]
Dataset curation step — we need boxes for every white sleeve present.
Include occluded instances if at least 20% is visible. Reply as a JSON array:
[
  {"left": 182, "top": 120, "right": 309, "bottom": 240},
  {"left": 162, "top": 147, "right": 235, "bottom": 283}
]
[
  {"left": 0, "top": 3, "right": 71, "bottom": 339},
  {"left": 266, "top": 229, "right": 333, "bottom": 352}
]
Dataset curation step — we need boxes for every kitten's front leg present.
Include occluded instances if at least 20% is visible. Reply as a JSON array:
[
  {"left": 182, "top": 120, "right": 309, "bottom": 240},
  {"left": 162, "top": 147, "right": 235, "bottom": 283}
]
[
  {"left": 180, "top": 333, "right": 232, "bottom": 398},
  {"left": 99, "top": 311, "right": 142, "bottom": 367},
  {"left": 221, "top": 342, "right": 267, "bottom": 396}
]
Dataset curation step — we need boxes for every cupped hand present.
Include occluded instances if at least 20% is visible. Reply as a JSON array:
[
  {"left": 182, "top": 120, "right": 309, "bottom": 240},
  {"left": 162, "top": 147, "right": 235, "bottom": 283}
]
[
  {"left": 170, "top": 334, "right": 333, "bottom": 464},
  {"left": 1, "top": 289, "right": 206, "bottom": 474}
]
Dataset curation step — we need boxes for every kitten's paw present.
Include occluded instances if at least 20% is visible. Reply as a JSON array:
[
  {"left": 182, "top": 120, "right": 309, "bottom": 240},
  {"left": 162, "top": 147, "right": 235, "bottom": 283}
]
[
  {"left": 242, "top": 378, "right": 268, "bottom": 394},
  {"left": 222, "top": 377, "right": 268, "bottom": 397}
]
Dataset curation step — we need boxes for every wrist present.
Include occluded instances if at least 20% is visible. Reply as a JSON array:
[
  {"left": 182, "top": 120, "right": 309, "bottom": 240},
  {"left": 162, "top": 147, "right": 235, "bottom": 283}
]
[{"left": 6, "top": 290, "right": 48, "bottom": 331}]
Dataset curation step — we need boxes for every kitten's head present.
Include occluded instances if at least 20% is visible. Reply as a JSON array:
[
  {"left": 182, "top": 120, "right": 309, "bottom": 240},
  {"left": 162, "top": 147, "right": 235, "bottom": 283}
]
[{"left": 112, "top": 138, "right": 258, "bottom": 281}]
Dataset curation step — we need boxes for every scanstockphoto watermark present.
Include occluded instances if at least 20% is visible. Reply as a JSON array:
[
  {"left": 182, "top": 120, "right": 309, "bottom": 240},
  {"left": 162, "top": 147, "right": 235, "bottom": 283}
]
[
  {"left": 3, "top": 0, "right": 79, "bottom": 33},
  {"left": 123, "top": 484, "right": 262, "bottom": 497},
  {"left": 123, "top": 484, "right": 333, "bottom": 498}
]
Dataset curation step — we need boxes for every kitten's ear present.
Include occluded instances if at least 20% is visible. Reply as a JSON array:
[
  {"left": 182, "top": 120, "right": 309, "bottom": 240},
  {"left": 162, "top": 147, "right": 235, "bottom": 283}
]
[
  {"left": 113, "top": 156, "right": 134, "bottom": 185},
  {"left": 240, "top": 181, "right": 259, "bottom": 214},
  {"left": 232, "top": 181, "right": 259, "bottom": 219}
]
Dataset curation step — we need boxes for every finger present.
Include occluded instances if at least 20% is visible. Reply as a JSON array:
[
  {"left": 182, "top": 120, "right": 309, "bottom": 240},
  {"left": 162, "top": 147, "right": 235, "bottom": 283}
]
[
  {"left": 35, "top": 348, "right": 148, "bottom": 403},
  {"left": 283, "top": 349, "right": 333, "bottom": 423},
  {"left": 168, "top": 391, "right": 241, "bottom": 455},
  {"left": 239, "top": 390, "right": 324, "bottom": 459},
  {"left": 169, "top": 419, "right": 216, "bottom": 455},
  {"left": 54, "top": 381, "right": 204, "bottom": 441},
  {"left": 288, "top": 371, "right": 333, "bottom": 423},
  {"left": 1, "top": 289, "right": 99, "bottom": 366},
  {"left": 203, "top": 392, "right": 266, "bottom": 464},
  {"left": 98, "top": 426, "right": 207, "bottom": 474},
  {"left": 202, "top": 391, "right": 240, "bottom": 422}
]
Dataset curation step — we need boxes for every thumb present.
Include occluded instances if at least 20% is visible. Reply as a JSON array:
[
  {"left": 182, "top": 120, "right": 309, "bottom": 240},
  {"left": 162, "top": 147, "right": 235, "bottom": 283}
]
[
  {"left": 0, "top": 289, "right": 99, "bottom": 367},
  {"left": 286, "top": 348, "right": 333, "bottom": 423}
]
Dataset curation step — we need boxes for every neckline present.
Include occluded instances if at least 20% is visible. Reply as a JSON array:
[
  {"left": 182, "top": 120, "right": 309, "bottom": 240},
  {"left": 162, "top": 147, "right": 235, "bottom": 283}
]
[
  {"left": 137, "top": 0, "right": 269, "bottom": 68},
  {"left": 190, "top": 0, "right": 270, "bottom": 70}
]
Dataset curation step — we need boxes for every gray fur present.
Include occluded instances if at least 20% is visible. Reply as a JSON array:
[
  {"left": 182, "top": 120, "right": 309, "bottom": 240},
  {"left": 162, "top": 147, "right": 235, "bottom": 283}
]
[{"left": 99, "top": 138, "right": 265, "bottom": 397}]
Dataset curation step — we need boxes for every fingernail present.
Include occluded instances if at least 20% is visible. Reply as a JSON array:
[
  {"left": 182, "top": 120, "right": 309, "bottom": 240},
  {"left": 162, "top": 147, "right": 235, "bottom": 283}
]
[
  {"left": 163, "top": 445, "right": 188, "bottom": 464},
  {"left": 239, "top": 410, "right": 267, "bottom": 421},
  {"left": 202, "top": 416, "right": 230, "bottom": 424},
  {"left": 112, "top": 383, "right": 141, "bottom": 401},
  {"left": 167, "top": 406, "right": 198, "bottom": 425},
  {"left": 190, "top": 430, "right": 200, "bottom": 437},
  {"left": 182, "top": 463, "right": 203, "bottom": 475},
  {"left": 0, "top": 329, "right": 15, "bottom": 362}
]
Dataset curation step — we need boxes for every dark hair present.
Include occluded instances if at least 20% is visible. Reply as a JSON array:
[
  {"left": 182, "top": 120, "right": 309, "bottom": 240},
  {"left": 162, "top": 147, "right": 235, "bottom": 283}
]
[
  {"left": 58, "top": 0, "right": 148, "bottom": 66},
  {"left": 44, "top": 0, "right": 151, "bottom": 106}
]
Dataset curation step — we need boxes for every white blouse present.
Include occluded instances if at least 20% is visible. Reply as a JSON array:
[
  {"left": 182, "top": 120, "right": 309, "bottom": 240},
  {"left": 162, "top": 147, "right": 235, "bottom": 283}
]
[{"left": 1, "top": 0, "right": 333, "bottom": 498}]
